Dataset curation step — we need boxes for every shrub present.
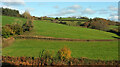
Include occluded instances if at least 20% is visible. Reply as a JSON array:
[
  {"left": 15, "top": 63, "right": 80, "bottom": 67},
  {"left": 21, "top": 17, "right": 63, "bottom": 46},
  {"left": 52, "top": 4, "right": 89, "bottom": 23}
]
[
  {"left": 11, "top": 23, "right": 23, "bottom": 35},
  {"left": 57, "top": 46, "right": 71, "bottom": 61},
  {"left": 2, "top": 23, "right": 23, "bottom": 38},
  {"left": 22, "top": 20, "right": 34, "bottom": 32},
  {"left": 2, "top": 25, "right": 14, "bottom": 38},
  {"left": 39, "top": 50, "right": 54, "bottom": 59}
]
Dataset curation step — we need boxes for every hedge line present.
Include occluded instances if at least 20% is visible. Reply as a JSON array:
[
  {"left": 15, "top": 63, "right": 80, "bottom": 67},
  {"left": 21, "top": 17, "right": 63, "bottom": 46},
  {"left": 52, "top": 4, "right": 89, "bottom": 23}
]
[{"left": 14, "top": 35, "right": 118, "bottom": 42}]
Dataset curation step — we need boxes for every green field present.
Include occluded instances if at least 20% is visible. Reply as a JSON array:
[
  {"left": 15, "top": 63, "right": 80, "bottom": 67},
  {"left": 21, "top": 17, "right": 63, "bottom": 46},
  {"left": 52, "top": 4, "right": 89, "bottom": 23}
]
[
  {"left": 2, "top": 16, "right": 27, "bottom": 26},
  {"left": 2, "top": 16, "right": 119, "bottom": 61},
  {"left": 2, "top": 39, "right": 118, "bottom": 60},
  {"left": 33, "top": 20, "right": 118, "bottom": 39},
  {"left": 2, "top": 16, "right": 119, "bottom": 39}
]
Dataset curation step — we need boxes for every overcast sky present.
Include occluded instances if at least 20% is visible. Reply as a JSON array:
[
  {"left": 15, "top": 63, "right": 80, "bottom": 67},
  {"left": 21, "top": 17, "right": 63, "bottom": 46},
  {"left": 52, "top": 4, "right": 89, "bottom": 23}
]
[{"left": 0, "top": 0, "right": 119, "bottom": 21}]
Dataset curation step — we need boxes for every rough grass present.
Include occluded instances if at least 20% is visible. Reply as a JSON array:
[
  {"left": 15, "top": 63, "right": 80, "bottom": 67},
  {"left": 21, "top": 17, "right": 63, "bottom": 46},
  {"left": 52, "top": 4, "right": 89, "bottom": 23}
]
[{"left": 2, "top": 39, "right": 118, "bottom": 60}]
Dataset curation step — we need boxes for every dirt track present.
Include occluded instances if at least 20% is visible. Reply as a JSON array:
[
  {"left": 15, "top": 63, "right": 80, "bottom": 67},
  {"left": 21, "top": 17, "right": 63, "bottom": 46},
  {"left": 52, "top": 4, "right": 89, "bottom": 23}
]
[{"left": 14, "top": 35, "right": 119, "bottom": 42}]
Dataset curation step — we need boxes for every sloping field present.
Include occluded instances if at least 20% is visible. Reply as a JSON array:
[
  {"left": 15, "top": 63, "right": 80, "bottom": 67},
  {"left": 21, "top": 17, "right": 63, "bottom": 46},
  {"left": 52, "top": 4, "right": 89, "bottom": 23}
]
[
  {"left": 2, "top": 16, "right": 27, "bottom": 26},
  {"left": 2, "top": 39, "right": 118, "bottom": 60},
  {"left": 2, "top": 16, "right": 119, "bottom": 39},
  {"left": 33, "top": 20, "right": 118, "bottom": 39}
]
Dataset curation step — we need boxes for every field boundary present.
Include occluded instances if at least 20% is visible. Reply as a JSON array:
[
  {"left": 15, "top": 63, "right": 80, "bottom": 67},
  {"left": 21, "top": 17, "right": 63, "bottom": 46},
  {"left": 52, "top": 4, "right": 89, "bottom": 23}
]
[
  {"left": 2, "top": 56, "right": 119, "bottom": 66},
  {"left": 14, "top": 35, "right": 118, "bottom": 42}
]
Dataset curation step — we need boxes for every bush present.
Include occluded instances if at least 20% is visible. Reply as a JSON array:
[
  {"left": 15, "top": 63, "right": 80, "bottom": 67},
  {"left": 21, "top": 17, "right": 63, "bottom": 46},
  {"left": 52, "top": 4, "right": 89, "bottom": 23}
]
[
  {"left": 57, "top": 46, "right": 71, "bottom": 61},
  {"left": 22, "top": 20, "right": 34, "bottom": 32},
  {"left": 2, "top": 25, "right": 14, "bottom": 38},
  {"left": 39, "top": 49, "right": 54, "bottom": 59},
  {"left": 11, "top": 23, "right": 23, "bottom": 35},
  {"left": 2, "top": 23, "right": 23, "bottom": 38}
]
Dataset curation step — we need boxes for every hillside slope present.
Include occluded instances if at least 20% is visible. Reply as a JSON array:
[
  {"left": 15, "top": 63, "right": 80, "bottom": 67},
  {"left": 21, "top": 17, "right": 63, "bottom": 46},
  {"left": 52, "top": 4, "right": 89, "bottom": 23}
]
[
  {"left": 2, "top": 16, "right": 119, "bottom": 39},
  {"left": 33, "top": 20, "right": 118, "bottom": 39},
  {"left": 2, "top": 16, "right": 27, "bottom": 26}
]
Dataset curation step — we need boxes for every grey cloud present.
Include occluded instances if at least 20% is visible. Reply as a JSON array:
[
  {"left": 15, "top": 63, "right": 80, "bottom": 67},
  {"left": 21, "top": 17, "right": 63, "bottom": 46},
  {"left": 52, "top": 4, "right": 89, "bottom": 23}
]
[{"left": 2, "top": 0, "right": 25, "bottom": 6}]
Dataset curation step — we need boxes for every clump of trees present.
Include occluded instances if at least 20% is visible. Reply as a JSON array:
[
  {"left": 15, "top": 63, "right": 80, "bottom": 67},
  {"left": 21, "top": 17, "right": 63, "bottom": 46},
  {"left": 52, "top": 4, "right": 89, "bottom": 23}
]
[
  {"left": 81, "top": 18, "right": 110, "bottom": 31},
  {"left": 2, "top": 11, "right": 34, "bottom": 38},
  {"left": 89, "top": 19, "right": 109, "bottom": 31},
  {"left": 22, "top": 11, "right": 34, "bottom": 32},
  {"left": 1, "top": 8, "right": 21, "bottom": 17}
]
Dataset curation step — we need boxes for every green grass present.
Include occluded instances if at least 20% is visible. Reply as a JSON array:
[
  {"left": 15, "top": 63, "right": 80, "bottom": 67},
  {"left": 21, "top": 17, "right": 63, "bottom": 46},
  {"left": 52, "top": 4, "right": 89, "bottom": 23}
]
[
  {"left": 2, "top": 16, "right": 119, "bottom": 39},
  {"left": 2, "top": 16, "right": 118, "bottom": 61},
  {"left": 33, "top": 20, "right": 118, "bottom": 39},
  {"left": 2, "top": 39, "right": 118, "bottom": 60},
  {"left": 2, "top": 16, "right": 27, "bottom": 26}
]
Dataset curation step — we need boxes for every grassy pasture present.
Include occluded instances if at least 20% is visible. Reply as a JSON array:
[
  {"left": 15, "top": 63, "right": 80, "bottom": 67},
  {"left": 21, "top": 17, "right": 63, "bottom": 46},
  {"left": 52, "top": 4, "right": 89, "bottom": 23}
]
[
  {"left": 33, "top": 20, "right": 118, "bottom": 39},
  {"left": 2, "top": 16, "right": 119, "bottom": 39},
  {"left": 2, "top": 39, "right": 118, "bottom": 60},
  {"left": 2, "top": 16, "right": 27, "bottom": 26},
  {"left": 2, "top": 16, "right": 118, "bottom": 61}
]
